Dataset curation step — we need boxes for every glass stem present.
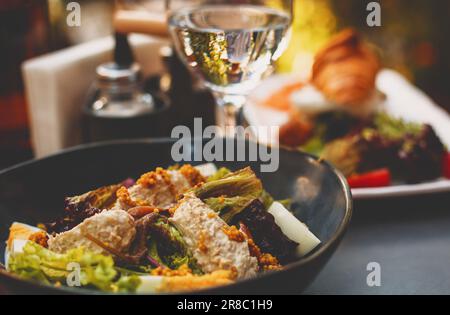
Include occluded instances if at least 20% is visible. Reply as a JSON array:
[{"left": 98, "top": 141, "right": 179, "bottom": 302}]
[{"left": 214, "top": 92, "right": 247, "bottom": 137}]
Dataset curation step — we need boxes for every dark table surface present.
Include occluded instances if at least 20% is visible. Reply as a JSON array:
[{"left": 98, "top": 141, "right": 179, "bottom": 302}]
[{"left": 304, "top": 192, "right": 450, "bottom": 295}]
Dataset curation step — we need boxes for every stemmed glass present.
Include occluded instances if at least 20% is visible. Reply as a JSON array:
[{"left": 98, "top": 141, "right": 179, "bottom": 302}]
[{"left": 166, "top": 0, "right": 293, "bottom": 135}]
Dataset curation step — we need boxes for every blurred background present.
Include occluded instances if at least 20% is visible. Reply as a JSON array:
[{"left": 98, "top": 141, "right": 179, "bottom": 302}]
[{"left": 1, "top": 0, "right": 449, "bottom": 168}]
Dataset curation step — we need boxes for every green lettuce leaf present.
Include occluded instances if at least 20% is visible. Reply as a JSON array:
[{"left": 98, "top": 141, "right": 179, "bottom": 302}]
[
  {"left": 147, "top": 239, "right": 165, "bottom": 267},
  {"left": 301, "top": 135, "right": 326, "bottom": 156},
  {"left": 203, "top": 167, "right": 291, "bottom": 214},
  {"left": 46, "top": 184, "right": 122, "bottom": 233},
  {"left": 193, "top": 167, "right": 263, "bottom": 223},
  {"left": 8, "top": 242, "right": 140, "bottom": 292},
  {"left": 370, "top": 112, "right": 422, "bottom": 140},
  {"left": 149, "top": 218, "right": 202, "bottom": 274},
  {"left": 206, "top": 167, "right": 231, "bottom": 182}
]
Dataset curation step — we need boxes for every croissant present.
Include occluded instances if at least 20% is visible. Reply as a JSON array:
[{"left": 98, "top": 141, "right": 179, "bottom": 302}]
[{"left": 311, "top": 29, "right": 380, "bottom": 107}]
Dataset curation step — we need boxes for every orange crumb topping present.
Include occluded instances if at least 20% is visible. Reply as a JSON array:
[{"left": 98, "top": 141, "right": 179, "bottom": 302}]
[
  {"left": 247, "top": 238, "right": 262, "bottom": 258},
  {"left": 116, "top": 186, "right": 149, "bottom": 207},
  {"left": 159, "top": 168, "right": 178, "bottom": 198},
  {"left": 259, "top": 253, "right": 282, "bottom": 271},
  {"left": 222, "top": 226, "right": 246, "bottom": 243},
  {"left": 207, "top": 212, "right": 217, "bottom": 219},
  {"left": 179, "top": 164, "right": 205, "bottom": 187},
  {"left": 137, "top": 167, "right": 179, "bottom": 198},
  {"left": 151, "top": 264, "right": 192, "bottom": 277},
  {"left": 137, "top": 168, "right": 161, "bottom": 187},
  {"left": 28, "top": 231, "right": 49, "bottom": 248},
  {"left": 159, "top": 270, "right": 235, "bottom": 293},
  {"left": 168, "top": 204, "right": 179, "bottom": 216},
  {"left": 247, "top": 238, "right": 282, "bottom": 271},
  {"left": 198, "top": 230, "right": 208, "bottom": 253}
]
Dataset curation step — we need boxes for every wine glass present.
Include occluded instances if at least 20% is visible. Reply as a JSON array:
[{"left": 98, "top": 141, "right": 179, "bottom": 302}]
[{"left": 167, "top": 0, "right": 293, "bottom": 135}]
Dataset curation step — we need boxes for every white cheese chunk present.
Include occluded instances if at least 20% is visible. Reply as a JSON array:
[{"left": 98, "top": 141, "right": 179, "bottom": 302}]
[
  {"left": 5, "top": 222, "right": 44, "bottom": 269},
  {"left": 5, "top": 239, "right": 30, "bottom": 269},
  {"left": 194, "top": 163, "right": 218, "bottom": 178},
  {"left": 136, "top": 276, "right": 164, "bottom": 293},
  {"left": 268, "top": 202, "right": 321, "bottom": 257}
]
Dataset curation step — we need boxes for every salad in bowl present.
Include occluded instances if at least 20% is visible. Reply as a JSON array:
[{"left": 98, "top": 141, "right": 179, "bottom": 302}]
[{"left": 4, "top": 163, "right": 320, "bottom": 293}]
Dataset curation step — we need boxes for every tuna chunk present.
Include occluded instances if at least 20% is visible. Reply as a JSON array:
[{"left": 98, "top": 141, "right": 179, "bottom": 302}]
[
  {"left": 48, "top": 210, "right": 136, "bottom": 255},
  {"left": 170, "top": 193, "right": 258, "bottom": 279},
  {"left": 114, "top": 166, "right": 204, "bottom": 210}
]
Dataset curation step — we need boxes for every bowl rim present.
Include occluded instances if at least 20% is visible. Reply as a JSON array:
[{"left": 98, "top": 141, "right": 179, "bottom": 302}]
[{"left": 0, "top": 138, "right": 353, "bottom": 295}]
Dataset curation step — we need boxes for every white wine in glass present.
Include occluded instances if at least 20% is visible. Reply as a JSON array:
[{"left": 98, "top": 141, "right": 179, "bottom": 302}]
[{"left": 168, "top": 0, "right": 293, "bottom": 134}]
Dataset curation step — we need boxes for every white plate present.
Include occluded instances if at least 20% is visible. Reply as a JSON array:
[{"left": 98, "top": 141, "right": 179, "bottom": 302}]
[{"left": 244, "top": 69, "right": 450, "bottom": 199}]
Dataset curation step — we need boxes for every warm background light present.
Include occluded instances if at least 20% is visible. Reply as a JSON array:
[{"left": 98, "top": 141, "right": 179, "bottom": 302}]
[{"left": 278, "top": 0, "right": 336, "bottom": 78}]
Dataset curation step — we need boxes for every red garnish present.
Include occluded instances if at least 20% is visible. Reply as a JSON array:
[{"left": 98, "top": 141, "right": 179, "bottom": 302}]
[
  {"left": 443, "top": 152, "right": 450, "bottom": 179},
  {"left": 347, "top": 168, "right": 391, "bottom": 188}
]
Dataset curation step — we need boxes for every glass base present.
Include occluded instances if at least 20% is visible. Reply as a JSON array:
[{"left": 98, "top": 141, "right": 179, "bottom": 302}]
[{"left": 213, "top": 92, "right": 247, "bottom": 137}]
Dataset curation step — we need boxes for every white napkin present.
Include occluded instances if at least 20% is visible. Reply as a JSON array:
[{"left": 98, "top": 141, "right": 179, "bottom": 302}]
[{"left": 22, "top": 34, "right": 168, "bottom": 158}]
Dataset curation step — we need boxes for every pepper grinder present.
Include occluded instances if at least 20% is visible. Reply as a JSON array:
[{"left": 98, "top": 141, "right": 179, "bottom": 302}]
[{"left": 83, "top": 33, "right": 170, "bottom": 143}]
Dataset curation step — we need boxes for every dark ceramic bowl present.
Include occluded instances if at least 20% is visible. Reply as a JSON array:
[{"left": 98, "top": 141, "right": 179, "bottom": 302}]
[{"left": 0, "top": 139, "right": 352, "bottom": 294}]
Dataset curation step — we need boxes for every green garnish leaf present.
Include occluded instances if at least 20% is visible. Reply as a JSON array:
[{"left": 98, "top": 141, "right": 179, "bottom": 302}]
[
  {"left": 206, "top": 167, "right": 231, "bottom": 182},
  {"left": 193, "top": 167, "right": 263, "bottom": 223},
  {"left": 8, "top": 242, "right": 141, "bottom": 292},
  {"left": 150, "top": 219, "right": 202, "bottom": 274},
  {"left": 369, "top": 112, "right": 422, "bottom": 140}
]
